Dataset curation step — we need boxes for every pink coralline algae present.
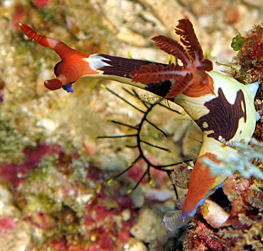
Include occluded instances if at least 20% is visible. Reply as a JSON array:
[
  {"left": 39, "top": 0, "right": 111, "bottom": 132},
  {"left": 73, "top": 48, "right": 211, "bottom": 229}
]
[
  {"left": 0, "top": 143, "right": 62, "bottom": 188},
  {"left": 127, "top": 156, "right": 169, "bottom": 187},
  {"left": 0, "top": 217, "right": 18, "bottom": 229},
  {"left": 0, "top": 81, "right": 4, "bottom": 103},
  {"left": 0, "top": 141, "right": 137, "bottom": 250},
  {"left": 33, "top": 0, "right": 50, "bottom": 8}
]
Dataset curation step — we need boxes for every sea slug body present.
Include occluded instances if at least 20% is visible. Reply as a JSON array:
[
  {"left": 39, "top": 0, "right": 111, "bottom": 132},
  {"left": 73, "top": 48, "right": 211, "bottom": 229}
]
[{"left": 19, "top": 19, "right": 260, "bottom": 218}]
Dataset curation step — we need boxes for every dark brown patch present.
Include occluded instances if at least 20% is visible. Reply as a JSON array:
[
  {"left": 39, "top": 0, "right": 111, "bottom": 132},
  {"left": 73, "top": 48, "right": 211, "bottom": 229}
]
[
  {"left": 145, "top": 80, "right": 172, "bottom": 98},
  {"left": 165, "top": 73, "right": 193, "bottom": 98},
  {"left": 99, "top": 54, "right": 166, "bottom": 79},
  {"left": 131, "top": 63, "right": 184, "bottom": 85},
  {"left": 195, "top": 88, "right": 247, "bottom": 141}
]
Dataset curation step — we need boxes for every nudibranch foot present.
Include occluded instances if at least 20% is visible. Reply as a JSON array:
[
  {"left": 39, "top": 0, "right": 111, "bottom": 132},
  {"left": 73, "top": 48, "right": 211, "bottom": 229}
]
[
  {"left": 181, "top": 152, "right": 226, "bottom": 218},
  {"left": 182, "top": 182, "right": 224, "bottom": 218},
  {"left": 62, "top": 84, "right": 74, "bottom": 93}
]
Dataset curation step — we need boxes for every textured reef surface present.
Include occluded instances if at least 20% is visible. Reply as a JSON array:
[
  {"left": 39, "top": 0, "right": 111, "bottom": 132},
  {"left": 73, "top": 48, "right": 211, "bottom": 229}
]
[{"left": 1, "top": 0, "right": 263, "bottom": 250}]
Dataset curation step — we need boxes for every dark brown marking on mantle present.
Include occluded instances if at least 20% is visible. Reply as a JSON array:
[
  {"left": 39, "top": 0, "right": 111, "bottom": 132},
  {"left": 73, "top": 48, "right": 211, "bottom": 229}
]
[{"left": 195, "top": 88, "right": 247, "bottom": 141}]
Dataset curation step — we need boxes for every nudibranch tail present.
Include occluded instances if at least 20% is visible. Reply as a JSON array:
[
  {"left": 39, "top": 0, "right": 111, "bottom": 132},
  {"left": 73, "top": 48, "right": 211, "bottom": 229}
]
[{"left": 181, "top": 153, "right": 225, "bottom": 218}]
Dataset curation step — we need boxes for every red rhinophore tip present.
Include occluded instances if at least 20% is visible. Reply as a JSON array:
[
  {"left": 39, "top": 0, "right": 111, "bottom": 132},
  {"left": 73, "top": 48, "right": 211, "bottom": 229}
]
[
  {"left": 19, "top": 23, "right": 50, "bottom": 47},
  {"left": 44, "top": 79, "right": 62, "bottom": 90}
]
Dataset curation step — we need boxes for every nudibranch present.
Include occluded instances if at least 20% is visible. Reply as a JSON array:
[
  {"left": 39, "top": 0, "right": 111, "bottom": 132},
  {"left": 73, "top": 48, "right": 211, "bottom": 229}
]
[{"left": 19, "top": 19, "right": 260, "bottom": 218}]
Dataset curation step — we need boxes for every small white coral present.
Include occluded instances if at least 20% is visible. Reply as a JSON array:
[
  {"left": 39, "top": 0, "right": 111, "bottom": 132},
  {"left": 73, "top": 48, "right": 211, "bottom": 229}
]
[{"left": 201, "top": 199, "right": 230, "bottom": 228}]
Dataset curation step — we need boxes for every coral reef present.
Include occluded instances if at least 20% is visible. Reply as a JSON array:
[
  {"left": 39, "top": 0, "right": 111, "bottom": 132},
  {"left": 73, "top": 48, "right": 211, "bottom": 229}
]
[
  {"left": 220, "top": 176, "right": 263, "bottom": 250},
  {"left": 184, "top": 176, "right": 263, "bottom": 250},
  {"left": 1, "top": 1, "right": 263, "bottom": 251},
  {"left": 231, "top": 24, "right": 263, "bottom": 85},
  {"left": 0, "top": 140, "right": 139, "bottom": 250}
]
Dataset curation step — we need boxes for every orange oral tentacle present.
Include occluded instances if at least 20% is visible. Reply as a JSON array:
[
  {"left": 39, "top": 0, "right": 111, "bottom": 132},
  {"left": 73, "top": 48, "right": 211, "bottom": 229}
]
[{"left": 44, "top": 79, "right": 62, "bottom": 91}]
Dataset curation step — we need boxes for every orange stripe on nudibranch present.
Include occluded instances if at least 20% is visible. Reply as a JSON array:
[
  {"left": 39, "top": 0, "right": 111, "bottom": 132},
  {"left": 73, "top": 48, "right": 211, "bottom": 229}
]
[{"left": 181, "top": 152, "right": 223, "bottom": 218}]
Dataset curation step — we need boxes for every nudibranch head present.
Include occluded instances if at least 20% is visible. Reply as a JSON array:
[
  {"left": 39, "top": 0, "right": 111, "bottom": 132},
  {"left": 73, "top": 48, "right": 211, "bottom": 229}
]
[{"left": 19, "top": 23, "right": 101, "bottom": 91}]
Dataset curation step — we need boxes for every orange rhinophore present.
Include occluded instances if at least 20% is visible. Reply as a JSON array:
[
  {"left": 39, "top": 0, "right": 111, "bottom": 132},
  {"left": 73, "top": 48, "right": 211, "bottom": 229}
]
[{"left": 20, "top": 19, "right": 260, "bottom": 219}]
